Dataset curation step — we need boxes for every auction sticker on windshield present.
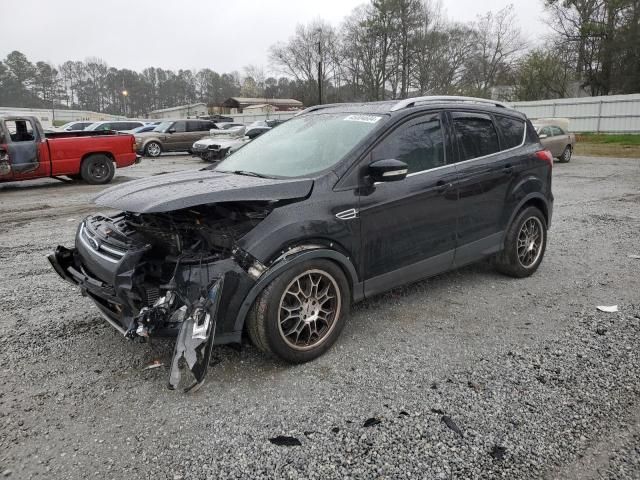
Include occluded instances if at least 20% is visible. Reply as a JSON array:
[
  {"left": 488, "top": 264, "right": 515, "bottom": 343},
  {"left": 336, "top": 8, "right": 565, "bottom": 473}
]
[{"left": 343, "top": 114, "right": 382, "bottom": 123}]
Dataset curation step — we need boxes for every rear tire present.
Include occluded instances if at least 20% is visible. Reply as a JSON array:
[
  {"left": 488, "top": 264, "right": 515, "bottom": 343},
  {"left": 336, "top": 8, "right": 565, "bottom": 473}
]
[
  {"left": 559, "top": 146, "right": 572, "bottom": 163},
  {"left": 495, "top": 206, "right": 547, "bottom": 278},
  {"left": 80, "top": 154, "right": 115, "bottom": 185},
  {"left": 246, "top": 259, "right": 350, "bottom": 363},
  {"left": 144, "top": 141, "right": 162, "bottom": 158}
]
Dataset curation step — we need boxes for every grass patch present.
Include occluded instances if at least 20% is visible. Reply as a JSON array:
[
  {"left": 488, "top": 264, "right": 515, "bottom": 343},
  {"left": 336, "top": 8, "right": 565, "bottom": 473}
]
[
  {"left": 576, "top": 133, "right": 640, "bottom": 146},
  {"left": 575, "top": 143, "right": 640, "bottom": 158}
]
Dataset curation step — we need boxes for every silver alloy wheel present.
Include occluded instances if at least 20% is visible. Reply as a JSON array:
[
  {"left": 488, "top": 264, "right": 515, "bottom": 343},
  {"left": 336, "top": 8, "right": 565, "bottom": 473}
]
[
  {"left": 517, "top": 216, "right": 544, "bottom": 268},
  {"left": 146, "top": 142, "right": 161, "bottom": 157},
  {"left": 562, "top": 147, "right": 571, "bottom": 162},
  {"left": 277, "top": 269, "right": 341, "bottom": 351}
]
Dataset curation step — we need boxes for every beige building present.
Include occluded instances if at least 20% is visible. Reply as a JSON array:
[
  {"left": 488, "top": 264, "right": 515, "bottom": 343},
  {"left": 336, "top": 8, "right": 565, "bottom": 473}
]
[
  {"left": 221, "top": 97, "right": 303, "bottom": 114},
  {"left": 148, "top": 103, "right": 208, "bottom": 120}
]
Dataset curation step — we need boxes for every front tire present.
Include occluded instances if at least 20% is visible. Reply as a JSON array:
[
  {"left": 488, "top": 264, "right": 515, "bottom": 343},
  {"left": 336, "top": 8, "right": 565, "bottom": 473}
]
[
  {"left": 247, "top": 259, "right": 350, "bottom": 363},
  {"left": 144, "top": 141, "right": 162, "bottom": 158},
  {"left": 559, "top": 146, "right": 572, "bottom": 163},
  {"left": 80, "top": 154, "right": 115, "bottom": 185},
  {"left": 495, "top": 206, "right": 547, "bottom": 278}
]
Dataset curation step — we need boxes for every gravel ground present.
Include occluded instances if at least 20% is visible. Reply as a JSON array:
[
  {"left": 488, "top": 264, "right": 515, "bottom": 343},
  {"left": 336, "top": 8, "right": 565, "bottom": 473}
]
[{"left": 0, "top": 154, "right": 639, "bottom": 479}]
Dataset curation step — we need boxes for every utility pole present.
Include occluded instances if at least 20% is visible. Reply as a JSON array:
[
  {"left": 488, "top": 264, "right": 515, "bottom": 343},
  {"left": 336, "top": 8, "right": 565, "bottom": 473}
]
[
  {"left": 51, "top": 70, "right": 56, "bottom": 126},
  {"left": 317, "top": 33, "right": 323, "bottom": 105},
  {"left": 121, "top": 78, "right": 128, "bottom": 117}
]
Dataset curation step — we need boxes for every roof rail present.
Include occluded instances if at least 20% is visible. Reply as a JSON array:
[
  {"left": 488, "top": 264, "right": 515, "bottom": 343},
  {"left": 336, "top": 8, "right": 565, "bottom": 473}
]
[
  {"left": 294, "top": 103, "right": 352, "bottom": 116},
  {"left": 389, "top": 95, "right": 510, "bottom": 112}
]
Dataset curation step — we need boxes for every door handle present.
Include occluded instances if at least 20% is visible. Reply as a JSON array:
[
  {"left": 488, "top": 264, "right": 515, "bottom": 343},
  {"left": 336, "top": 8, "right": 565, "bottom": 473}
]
[
  {"left": 436, "top": 180, "right": 453, "bottom": 194},
  {"left": 502, "top": 164, "right": 514, "bottom": 175}
]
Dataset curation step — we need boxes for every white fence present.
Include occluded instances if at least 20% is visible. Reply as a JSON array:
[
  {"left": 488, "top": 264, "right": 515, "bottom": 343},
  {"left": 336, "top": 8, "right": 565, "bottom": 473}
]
[
  {"left": 510, "top": 94, "right": 640, "bottom": 133},
  {"left": 0, "top": 106, "right": 125, "bottom": 128}
]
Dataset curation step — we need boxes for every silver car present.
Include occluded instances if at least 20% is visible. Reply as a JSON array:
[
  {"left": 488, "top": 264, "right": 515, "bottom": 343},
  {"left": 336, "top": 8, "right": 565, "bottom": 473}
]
[{"left": 533, "top": 122, "right": 576, "bottom": 163}]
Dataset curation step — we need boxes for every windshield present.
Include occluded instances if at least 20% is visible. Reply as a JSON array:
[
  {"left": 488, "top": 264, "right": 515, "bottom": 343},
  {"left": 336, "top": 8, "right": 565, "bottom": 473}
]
[
  {"left": 152, "top": 121, "right": 173, "bottom": 132},
  {"left": 215, "top": 113, "right": 383, "bottom": 178}
]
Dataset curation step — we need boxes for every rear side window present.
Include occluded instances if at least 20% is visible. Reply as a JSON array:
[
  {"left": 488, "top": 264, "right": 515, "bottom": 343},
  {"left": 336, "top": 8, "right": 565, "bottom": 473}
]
[
  {"left": 452, "top": 114, "right": 499, "bottom": 161},
  {"left": 187, "top": 121, "right": 207, "bottom": 132},
  {"left": 495, "top": 116, "right": 525, "bottom": 150},
  {"left": 371, "top": 114, "right": 445, "bottom": 174},
  {"left": 551, "top": 126, "right": 564, "bottom": 136}
]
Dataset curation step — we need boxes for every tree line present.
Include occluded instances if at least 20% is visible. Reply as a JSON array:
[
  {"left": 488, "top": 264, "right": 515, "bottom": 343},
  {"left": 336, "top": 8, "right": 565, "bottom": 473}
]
[
  {"left": 0, "top": 52, "right": 308, "bottom": 117},
  {"left": 0, "top": 0, "right": 638, "bottom": 116}
]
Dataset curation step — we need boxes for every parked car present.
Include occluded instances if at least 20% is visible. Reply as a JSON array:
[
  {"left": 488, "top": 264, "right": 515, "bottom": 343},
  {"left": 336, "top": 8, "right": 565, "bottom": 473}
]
[
  {"left": 135, "top": 119, "right": 218, "bottom": 157},
  {"left": 85, "top": 120, "right": 147, "bottom": 132},
  {"left": 533, "top": 121, "right": 576, "bottom": 163},
  {"left": 0, "top": 115, "right": 140, "bottom": 185},
  {"left": 192, "top": 126, "right": 270, "bottom": 162},
  {"left": 57, "top": 121, "right": 95, "bottom": 132},
  {"left": 49, "top": 96, "right": 553, "bottom": 390}
]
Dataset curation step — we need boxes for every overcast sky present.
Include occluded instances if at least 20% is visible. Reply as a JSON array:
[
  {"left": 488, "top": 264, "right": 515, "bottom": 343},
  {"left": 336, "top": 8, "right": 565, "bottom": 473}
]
[{"left": 2, "top": 0, "right": 547, "bottom": 74}]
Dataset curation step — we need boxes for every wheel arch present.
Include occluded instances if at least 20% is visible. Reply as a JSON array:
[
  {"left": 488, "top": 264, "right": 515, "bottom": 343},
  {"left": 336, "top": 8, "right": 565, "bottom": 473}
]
[
  {"left": 507, "top": 193, "right": 550, "bottom": 233},
  {"left": 233, "top": 247, "right": 360, "bottom": 333},
  {"left": 142, "top": 138, "right": 163, "bottom": 152},
  {"left": 80, "top": 151, "right": 115, "bottom": 166}
]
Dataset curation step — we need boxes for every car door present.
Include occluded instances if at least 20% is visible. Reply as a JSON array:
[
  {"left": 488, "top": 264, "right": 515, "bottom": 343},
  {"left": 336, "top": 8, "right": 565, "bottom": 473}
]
[
  {"left": 2, "top": 118, "right": 46, "bottom": 179},
  {"left": 358, "top": 112, "right": 458, "bottom": 297},
  {"left": 550, "top": 126, "right": 567, "bottom": 155},
  {"left": 187, "top": 120, "right": 209, "bottom": 146},
  {"left": 166, "top": 120, "right": 188, "bottom": 151},
  {"left": 451, "top": 111, "right": 526, "bottom": 266},
  {"left": 538, "top": 126, "right": 558, "bottom": 155}
]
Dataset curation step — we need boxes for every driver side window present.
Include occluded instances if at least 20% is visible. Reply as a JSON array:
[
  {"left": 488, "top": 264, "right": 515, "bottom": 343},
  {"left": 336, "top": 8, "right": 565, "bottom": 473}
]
[
  {"left": 173, "top": 121, "right": 187, "bottom": 133},
  {"left": 371, "top": 114, "right": 445, "bottom": 174},
  {"left": 6, "top": 120, "right": 35, "bottom": 142}
]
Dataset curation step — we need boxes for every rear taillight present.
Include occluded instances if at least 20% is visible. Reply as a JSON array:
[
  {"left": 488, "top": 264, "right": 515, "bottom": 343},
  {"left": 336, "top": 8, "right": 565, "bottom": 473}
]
[
  {"left": 535, "top": 150, "right": 553, "bottom": 168},
  {"left": 131, "top": 136, "right": 136, "bottom": 152}
]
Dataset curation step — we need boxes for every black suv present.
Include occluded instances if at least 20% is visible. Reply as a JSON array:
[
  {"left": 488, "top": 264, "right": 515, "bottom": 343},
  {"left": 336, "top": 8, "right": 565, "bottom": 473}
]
[{"left": 50, "top": 96, "right": 553, "bottom": 390}]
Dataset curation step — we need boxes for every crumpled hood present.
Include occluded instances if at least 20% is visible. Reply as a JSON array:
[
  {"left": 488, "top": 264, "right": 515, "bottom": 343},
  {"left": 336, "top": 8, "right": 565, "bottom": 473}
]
[{"left": 93, "top": 169, "right": 313, "bottom": 213}]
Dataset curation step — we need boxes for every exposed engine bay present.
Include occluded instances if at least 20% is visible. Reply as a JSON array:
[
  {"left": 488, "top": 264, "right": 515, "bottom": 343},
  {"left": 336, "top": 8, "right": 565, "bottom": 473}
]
[{"left": 52, "top": 202, "right": 273, "bottom": 392}]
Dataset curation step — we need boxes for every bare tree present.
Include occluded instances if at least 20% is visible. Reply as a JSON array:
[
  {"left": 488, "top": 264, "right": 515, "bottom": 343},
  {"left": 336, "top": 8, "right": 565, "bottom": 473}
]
[
  {"left": 269, "top": 20, "right": 341, "bottom": 104},
  {"left": 462, "top": 5, "right": 526, "bottom": 96}
]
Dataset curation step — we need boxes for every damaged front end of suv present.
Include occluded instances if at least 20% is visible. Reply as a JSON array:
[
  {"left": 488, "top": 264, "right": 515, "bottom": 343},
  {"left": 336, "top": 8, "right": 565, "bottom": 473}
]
[{"left": 49, "top": 168, "right": 319, "bottom": 392}]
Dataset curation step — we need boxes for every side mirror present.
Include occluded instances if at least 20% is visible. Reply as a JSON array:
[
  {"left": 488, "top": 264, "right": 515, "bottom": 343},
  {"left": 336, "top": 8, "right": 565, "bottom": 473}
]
[
  {"left": 168, "top": 128, "right": 176, "bottom": 134},
  {"left": 368, "top": 159, "right": 408, "bottom": 183},
  {"left": 539, "top": 134, "right": 548, "bottom": 139}
]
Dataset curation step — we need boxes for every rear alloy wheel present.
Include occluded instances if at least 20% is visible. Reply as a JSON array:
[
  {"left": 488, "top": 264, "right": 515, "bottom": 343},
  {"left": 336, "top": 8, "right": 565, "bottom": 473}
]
[
  {"left": 559, "top": 146, "right": 572, "bottom": 163},
  {"left": 144, "top": 141, "right": 162, "bottom": 157},
  {"left": 247, "top": 260, "right": 350, "bottom": 363},
  {"left": 494, "top": 206, "right": 547, "bottom": 278},
  {"left": 80, "top": 154, "right": 115, "bottom": 185}
]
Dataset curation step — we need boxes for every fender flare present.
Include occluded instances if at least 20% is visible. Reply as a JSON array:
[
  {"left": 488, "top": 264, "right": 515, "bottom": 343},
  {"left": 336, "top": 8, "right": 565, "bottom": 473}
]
[{"left": 233, "top": 248, "right": 360, "bottom": 332}]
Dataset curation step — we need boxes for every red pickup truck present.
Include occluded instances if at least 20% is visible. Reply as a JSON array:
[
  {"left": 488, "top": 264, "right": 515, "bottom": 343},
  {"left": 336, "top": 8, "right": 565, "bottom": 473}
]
[{"left": 0, "top": 115, "right": 140, "bottom": 185}]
